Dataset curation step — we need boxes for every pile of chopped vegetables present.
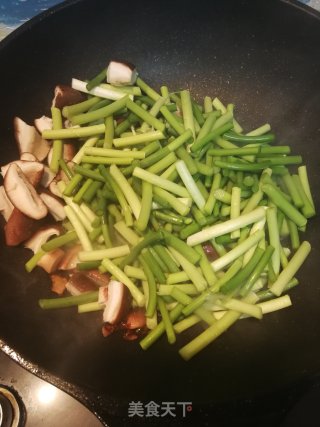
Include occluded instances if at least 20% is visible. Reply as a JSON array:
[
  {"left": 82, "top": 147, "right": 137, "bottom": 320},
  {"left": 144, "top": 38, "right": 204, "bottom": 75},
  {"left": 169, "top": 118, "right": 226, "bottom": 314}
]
[{"left": 0, "top": 60, "right": 315, "bottom": 360}]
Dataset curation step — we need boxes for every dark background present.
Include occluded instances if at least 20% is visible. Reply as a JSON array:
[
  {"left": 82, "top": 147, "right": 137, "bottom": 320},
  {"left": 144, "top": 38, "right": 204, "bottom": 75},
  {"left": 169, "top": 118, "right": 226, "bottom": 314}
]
[{"left": 0, "top": 1, "right": 320, "bottom": 426}]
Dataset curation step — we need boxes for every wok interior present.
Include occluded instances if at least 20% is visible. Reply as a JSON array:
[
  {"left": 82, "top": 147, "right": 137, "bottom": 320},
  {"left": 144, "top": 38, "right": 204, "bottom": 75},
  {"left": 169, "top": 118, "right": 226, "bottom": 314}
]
[{"left": 0, "top": 0, "right": 320, "bottom": 422}]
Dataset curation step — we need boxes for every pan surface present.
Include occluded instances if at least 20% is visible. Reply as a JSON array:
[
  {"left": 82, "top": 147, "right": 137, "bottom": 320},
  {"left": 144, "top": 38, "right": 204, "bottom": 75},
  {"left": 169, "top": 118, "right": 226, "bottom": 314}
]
[{"left": 0, "top": 0, "right": 320, "bottom": 425}]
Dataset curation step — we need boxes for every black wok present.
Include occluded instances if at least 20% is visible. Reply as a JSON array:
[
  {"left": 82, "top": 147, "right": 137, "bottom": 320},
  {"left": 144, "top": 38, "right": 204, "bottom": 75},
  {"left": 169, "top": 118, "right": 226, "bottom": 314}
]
[{"left": 0, "top": 0, "right": 320, "bottom": 425}]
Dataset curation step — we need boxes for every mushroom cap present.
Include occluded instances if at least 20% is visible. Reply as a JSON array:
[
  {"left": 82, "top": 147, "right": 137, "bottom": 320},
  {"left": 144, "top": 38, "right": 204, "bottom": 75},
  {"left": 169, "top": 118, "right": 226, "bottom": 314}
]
[
  {"left": 63, "top": 144, "right": 76, "bottom": 162},
  {"left": 24, "top": 225, "right": 61, "bottom": 253},
  {"left": 102, "top": 324, "right": 115, "bottom": 337},
  {"left": 52, "top": 85, "right": 85, "bottom": 109},
  {"left": 98, "top": 285, "right": 108, "bottom": 305},
  {"left": 41, "top": 166, "right": 56, "bottom": 188},
  {"left": 50, "top": 273, "right": 68, "bottom": 295},
  {"left": 34, "top": 116, "right": 53, "bottom": 133},
  {"left": 48, "top": 180, "right": 63, "bottom": 198},
  {"left": 123, "top": 308, "right": 146, "bottom": 330},
  {"left": 58, "top": 245, "right": 81, "bottom": 270},
  {"left": 14, "top": 117, "right": 50, "bottom": 162},
  {"left": 1, "top": 160, "right": 44, "bottom": 187},
  {"left": 106, "top": 60, "right": 138, "bottom": 86},
  {"left": 4, "top": 163, "right": 48, "bottom": 220},
  {"left": 66, "top": 272, "right": 98, "bottom": 296},
  {"left": 0, "top": 185, "right": 14, "bottom": 222},
  {"left": 4, "top": 208, "right": 41, "bottom": 246},
  {"left": 103, "top": 280, "right": 130, "bottom": 324},
  {"left": 39, "top": 191, "right": 66, "bottom": 221},
  {"left": 37, "top": 248, "right": 65, "bottom": 274},
  {"left": 85, "top": 270, "right": 110, "bottom": 287},
  {"left": 20, "top": 152, "right": 37, "bottom": 162},
  {"left": 202, "top": 242, "right": 220, "bottom": 262}
]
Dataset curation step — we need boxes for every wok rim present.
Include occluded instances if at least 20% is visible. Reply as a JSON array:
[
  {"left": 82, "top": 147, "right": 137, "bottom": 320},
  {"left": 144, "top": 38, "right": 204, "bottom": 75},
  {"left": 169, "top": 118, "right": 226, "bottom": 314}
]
[{"left": 0, "top": 0, "right": 320, "bottom": 425}]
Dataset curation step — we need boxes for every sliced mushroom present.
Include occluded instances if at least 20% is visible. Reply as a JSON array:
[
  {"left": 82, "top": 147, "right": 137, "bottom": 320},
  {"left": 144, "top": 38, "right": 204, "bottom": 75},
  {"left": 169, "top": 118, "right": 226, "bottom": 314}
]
[
  {"left": 24, "top": 225, "right": 61, "bottom": 253},
  {"left": 4, "top": 163, "right": 48, "bottom": 220},
  {"left": 37, "top": 248, "right": 65, "bottom": 274},
  {"left": 102, "top": 324, "right": 115, "bottom": 337},
  {"left": 0, "top": 186, "right": 14, "bottom": 222},
  {"left": 123, "top": 308, "right": 146, "bottom": 330},
  {"left": 202, "top": 242, "right": 219, "bottom": 262},
  {"left": 98, "top": 285, "right": 108, "bottom": 305},
  {"left": 4, "top": 208, "right": 40, "bottom": 246},
  {"left": 1, "top": 160, "right": 44, "bottom": 187},
  {"left": 63, "top": 144, "right": 76, "bottom": 162},
  {"left": 106, "top": 61, "right": 138, "bottom": 86},
  {"left": 58, "top": 245, "right": 81, "bottom": 270},
  {"left": 122, "top": 330, "right": 140, "bottom": 341},
  {"left": 48, "top": 180, "right": 63, "bottom": 198},
  {"left": 14, "top": 117, "right": 50, "bottom": 162},
  {"left": 34, "top": 116, "right": 53, "bottom": 133},
  {"left": 103, "top": 280, "right": 130, "bottom": 324},
  {"left": 52, "top": 85, "right": 85, "bottom": 109},
  {"left": 41, "top": 166, "right": 56, "bottom": 188},
  {"left": 20, "top": 152, "right": 37, "bottom": 161},
  {"left": 39, "top": 192, "right": 66, "bottom": 221},
  {"left": 66, "top": 272, "right": 98, "bottom": 296},
  {"left": 50, "top": 273, "right": 67, "bottom": 295},
  {"left": 47, "top": 148, "right": 53, "bottom": 167},
  {"left": 85, "top": 270, "right": 110, "bottom": 287}
]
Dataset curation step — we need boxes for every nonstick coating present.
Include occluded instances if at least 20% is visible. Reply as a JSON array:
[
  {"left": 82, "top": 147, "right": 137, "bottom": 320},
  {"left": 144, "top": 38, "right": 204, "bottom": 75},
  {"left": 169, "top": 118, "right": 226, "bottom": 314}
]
[{"left": 0, "top": 0, "right": 320, "bottom": 425}]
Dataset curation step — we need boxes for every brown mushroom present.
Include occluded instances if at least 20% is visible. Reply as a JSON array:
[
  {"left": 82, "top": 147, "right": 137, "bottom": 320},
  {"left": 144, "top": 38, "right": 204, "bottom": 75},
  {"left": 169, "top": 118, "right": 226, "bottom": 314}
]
[
  {"left": 103, "top": 280, "right": 130, "bottom": 324},
  {"left": 1, "top": 160, "right": 44, "bottom": 187},
  {"left": 66, "top": 272, "right": 98, "bottom": 296},
  {"left": 98, "top": 285, "right": 108, "bottom": 305},
  {"left": 14, "top": 117, "right": 50, "bottom": 162},
  {"left": 122, "top": 308, "right": 146, "bottom": 330},
  {"left": 0, "top": 186, "right": 14, "bottom": 222},
  {"left": 202, "top": 242, "right": 219, "bottom": 262},
  {"left": 58, "top": 245, "right": 81, "bottom": 270},
  {"left": 39, "top": 191, "right": 66, "bottom": 221},
  {"left": 4, "top": 163, "right": 48, "bottom": 220},
  {"left": 20, "top": 152, "right": 37, "bottom": 162},
  {"left": 50, "top": 273, "right": 68, "bottom": 295},
  {"left": 34, "top": 116, "right": 53, "bottom": 133},
  {"left": 106, "top": 61, "right": 138, "bottom": 86},
  {"left": 4, "top": 208, "right": 41, "bottom": 246},
  {"left": 48, "top": 180, "right": 63, "bottom": 198},
  {"left": 64, "top": 144, "right": 76, "bottom": 162},
  {"left": 41, "top": 166, "right": 56, "bottom": 188},
  {"left": 85, "top": 270, "right": 110, "bottom": 287},
  {"left": 102, "top": 324, "right": 115, "bottom": 337},
  {"left": 37, "top": 248, "right": 65, "bottom": 274},
  {"left": 24, "top": 225, "right": 61, "bottom": 253},
  {"left": 52, "top": 85, "right": 85, "bottom": 109}
]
